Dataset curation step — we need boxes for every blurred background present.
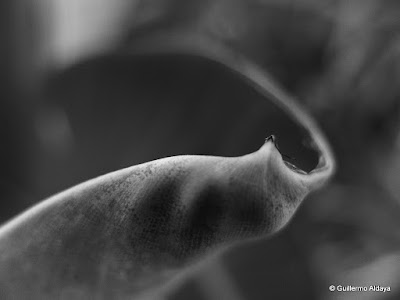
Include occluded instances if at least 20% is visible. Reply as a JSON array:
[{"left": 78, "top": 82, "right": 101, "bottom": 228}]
[{"left": 1, "top": 0, "right": 400, "bottom": 299}]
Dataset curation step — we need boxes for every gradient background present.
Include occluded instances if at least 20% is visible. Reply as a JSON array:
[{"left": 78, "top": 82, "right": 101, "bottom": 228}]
[{"left": 1, "top": 1, "right": 400, "bottom": 299}]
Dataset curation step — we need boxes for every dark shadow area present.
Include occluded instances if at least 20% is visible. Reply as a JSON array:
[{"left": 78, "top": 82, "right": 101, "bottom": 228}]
[{"left": 32, "top": 53, "right": 319, "bottom": 201}]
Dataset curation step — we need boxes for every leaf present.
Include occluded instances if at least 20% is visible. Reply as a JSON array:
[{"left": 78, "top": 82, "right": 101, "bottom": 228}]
[
  {"left": 0, "top": 2, "right": 335, "bottom": 298},
  {"left": 0, "top": 70, "right": 334, "bottom": 300}
]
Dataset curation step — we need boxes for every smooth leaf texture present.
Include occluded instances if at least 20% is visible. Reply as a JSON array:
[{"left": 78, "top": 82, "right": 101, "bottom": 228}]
[{"left": 0, "top": 135, "right": 332, "bottom": 299}]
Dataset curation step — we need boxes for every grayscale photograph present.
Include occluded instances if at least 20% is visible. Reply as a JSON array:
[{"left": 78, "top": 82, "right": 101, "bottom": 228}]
[{"left": 0, "top": 0, "right": 399, "bottom": 299}]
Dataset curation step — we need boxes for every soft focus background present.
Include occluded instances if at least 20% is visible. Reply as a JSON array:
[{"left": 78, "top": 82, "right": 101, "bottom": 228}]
[{"left": 1, "top": 0, "right": 400, "bottom": 299}]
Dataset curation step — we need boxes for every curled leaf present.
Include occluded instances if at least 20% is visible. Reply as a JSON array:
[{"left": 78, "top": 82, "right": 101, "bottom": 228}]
[
  {"left": 0, "top": 18, "right": 335, "bottom": 300},
  {"left": 0, "top": 135, "right": 332, "bottom": 298}
]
